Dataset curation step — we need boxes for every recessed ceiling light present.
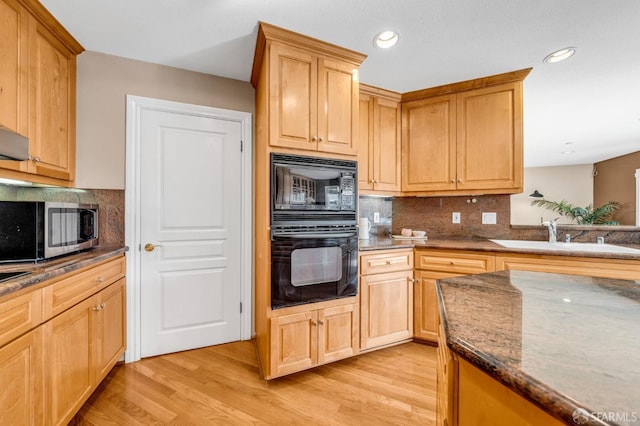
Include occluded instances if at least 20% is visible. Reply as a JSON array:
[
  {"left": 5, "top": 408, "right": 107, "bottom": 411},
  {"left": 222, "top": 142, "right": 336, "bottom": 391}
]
[
  {"left": 561, "top": 150, "right": 575, "bottom": 155},
  {"left": 544, "top": 47, "right": 576, "bottom": 63},
  {"left": 374, "top": 30, "right": 399, "bottom": 49}
]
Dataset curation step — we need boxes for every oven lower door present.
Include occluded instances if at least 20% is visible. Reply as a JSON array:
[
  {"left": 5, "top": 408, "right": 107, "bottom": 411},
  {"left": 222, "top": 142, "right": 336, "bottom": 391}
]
[{"left": 271, "top": 232, "right": 358, "bottom": 309}]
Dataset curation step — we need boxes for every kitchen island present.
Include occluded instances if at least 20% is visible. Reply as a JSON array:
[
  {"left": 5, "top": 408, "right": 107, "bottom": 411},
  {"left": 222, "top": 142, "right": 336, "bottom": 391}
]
[{"left": 437, "top": 270, "right": 640, "bottom": 425}]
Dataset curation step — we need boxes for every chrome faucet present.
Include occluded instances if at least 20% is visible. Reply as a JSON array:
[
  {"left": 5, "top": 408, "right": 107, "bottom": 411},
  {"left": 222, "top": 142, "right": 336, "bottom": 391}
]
[{"left": 542, "top": 218, "right": 559, "bottom": 243}]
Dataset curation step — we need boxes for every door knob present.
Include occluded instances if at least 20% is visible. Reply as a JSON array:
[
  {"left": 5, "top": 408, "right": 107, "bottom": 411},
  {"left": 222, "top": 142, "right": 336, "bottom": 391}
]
[{"left": 144, "top": 243, "right": 162, "bottom": 252}]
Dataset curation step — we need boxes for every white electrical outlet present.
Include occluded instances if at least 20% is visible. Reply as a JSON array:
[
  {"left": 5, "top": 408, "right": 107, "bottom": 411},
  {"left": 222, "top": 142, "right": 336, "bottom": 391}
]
[
  {"left": 482, "top": 212, "right": 497, "bottom": 224},
  {"left": 373, "top": 212, "right": 380, "bottom": 223},
  {"left": 452, "top": 212, "right": 461, "bottom": 224}
]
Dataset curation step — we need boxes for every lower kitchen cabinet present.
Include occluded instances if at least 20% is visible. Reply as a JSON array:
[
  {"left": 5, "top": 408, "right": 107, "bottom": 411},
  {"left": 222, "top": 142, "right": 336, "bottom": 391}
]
[
  {"left": 43, "top": 277, "right": 126, "bottom": 425},
  {"left": 269, "top": 301, "right": 358, "bottom": 378},
  {"left": 360, "top": 270, "right": 413, "bottom": 349},
  {"left": 495, "top": 253, "right": 640, "bottom": 280},
  {"left": 0, "top": 327, "right": 44, "bottom": 425},
  {"left": 414, "top": 271, "right": 452, "bottom": 342},
  {"left": 436, "top": 323, "right": 456, "bottom": 426},
  {"left": 414, "top": 250, "right": 495, "bottom": 343},
  {"left": 360, "top": 250, "right": 414, "bottom": 351},
  {"left": 0, "top": 254, "right": 126, "bottom": 425}
]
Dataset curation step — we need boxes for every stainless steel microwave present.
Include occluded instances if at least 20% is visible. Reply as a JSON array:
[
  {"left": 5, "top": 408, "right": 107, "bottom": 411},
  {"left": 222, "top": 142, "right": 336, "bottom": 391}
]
[{"left": 0, "top": 201, "right": 99, "bottom": 262}]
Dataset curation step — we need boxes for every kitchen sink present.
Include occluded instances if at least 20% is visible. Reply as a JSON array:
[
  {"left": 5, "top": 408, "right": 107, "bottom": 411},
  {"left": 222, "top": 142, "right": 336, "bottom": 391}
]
[{"left": 490, "top": 239, "right": 640, "bottom": 254}]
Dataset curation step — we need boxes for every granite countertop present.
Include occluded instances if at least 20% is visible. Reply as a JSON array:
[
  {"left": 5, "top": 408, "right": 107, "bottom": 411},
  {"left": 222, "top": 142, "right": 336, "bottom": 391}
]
[
  {"left": 438, "top": 270, "right": 640, "bottom": 426},
  {"left": 0, "top": 247, "right": 128, "bottom": 298},
  {"left": 359, "top": 237, "right": 640, "bottom": 260}
]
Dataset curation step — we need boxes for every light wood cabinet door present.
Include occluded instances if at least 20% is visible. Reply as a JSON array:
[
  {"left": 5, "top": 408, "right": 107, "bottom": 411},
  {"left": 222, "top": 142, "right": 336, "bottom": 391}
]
[
  {"left": 436, "top": 324, "right": 457, "bottom": 426},
  {"left": 318, "top": 303, "right": 358, "bottom": 364},
  {"left": 372, "top": 96, "right": 401, "bottom": 192},
  {"left": 360, "top": 270, "right": 413, "bottom": 350},
  {"left": 0, "top": 0, "right": 29, "bottom": 175},
  {"left": 28, "top": 14, "right": 77, "bottom": 181},
  {"left": 358, "top": 89, "right": 401, "bottom": 193},
  {"left": 358, "top": 92, "right": 374, "bottom": 190},
  {"left": 401, "top": 95, "right": 456, "bottom": 192},
  {"left": 317, "top": 57, "right": 358, "bottom": 156},
  {"left": 269, "top": 43, "right": 317, "bottom": 151},
  {"left": 0, "top": 327, "right": 44, "bottom": 425},
  {"left": 43, "top": 294, "right": 96, "bottom": 426},
  {"left": 43, "top": 278, "right": 126, "bottom": 426},
  {"left": 270, "top": 311, "right": 317, "bottom": 377},
  {"left": 0, "top": 0, "right": 28, "bottom": 136},
  {"left": 456, "top": 82, "right": 522, "bottom": 191},
  {"left": 414, "top": 271, "right": 456, "bottom": 343},
  {"left": 93, "top": 278, "right": 126, "bottom": 383}
]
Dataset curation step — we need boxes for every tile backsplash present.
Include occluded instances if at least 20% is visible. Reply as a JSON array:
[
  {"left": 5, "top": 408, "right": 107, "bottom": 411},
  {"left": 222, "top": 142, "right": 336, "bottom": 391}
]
[
  {"left": 0, "top": 185, "right": 125, "bottom": 247},
  {"left": 359, "top": 196, "right": 392, "bottom": 237},
  {"left": 392, "top": 195, "right": 511, "bottom": 239}
]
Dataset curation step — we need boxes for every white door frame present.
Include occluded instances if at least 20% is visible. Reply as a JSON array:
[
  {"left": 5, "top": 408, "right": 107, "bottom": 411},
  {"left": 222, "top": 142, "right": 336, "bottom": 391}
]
[{"left": 124, "top": 95, "right": 253, "bottom": 363}]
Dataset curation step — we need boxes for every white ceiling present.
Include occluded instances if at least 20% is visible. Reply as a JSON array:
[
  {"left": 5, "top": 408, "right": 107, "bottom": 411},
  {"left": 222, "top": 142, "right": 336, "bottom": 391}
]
[{"left": 41, "top": 0, "right": 640, "bottom": 168}]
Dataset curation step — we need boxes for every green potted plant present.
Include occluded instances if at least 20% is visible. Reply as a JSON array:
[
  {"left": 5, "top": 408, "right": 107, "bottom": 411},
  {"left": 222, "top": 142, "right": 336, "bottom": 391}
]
[{"left": 530, "top": 199, "right": 621, "bottom": 225}]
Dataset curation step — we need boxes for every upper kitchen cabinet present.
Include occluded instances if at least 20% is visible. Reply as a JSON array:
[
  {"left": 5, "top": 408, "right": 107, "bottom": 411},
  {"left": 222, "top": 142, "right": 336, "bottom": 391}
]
[
  {"left": 0, "top": 0, "right": 29, "bottom": 137},
  {"left": 401, "top": 69, "right": 530, "bottom": 195},
  {"left": 358, "top": 84, "right": 402, "bottom": 194},
  {"left": 0, "top": 0, "right": 83, "bottom": 185},
  {"left": 251, "top": 22, "right": 366, "bottom": 157}
]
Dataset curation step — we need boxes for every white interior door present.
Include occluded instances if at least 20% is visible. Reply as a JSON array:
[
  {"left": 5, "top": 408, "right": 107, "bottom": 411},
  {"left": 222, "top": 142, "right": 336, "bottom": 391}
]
[{"left": 137, "top": 103, "right": 244, "bottom": 358}]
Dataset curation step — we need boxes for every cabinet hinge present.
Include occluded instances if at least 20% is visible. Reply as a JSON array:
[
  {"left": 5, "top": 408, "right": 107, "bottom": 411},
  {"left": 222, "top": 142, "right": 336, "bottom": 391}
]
[
  {"left": 240, "top": 302, "right": 243, "bottom": 313},
  {"left": 240, "top": 140, "right": 243, "bottom": 152}
]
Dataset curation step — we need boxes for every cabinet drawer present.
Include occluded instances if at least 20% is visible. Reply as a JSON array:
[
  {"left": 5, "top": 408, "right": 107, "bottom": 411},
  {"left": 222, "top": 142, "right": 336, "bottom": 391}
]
[
  {"left": 415, "top": 251, "right": 494, "bottom": 274},
  {"left": 360, "top": 250, "right": 413, "bottom": 275},
  {"left": 42, "top": 256, "right": 126, "bottom": 320},
  {"left": 0, "top": 290, "right": 42, "bottom": 347}
]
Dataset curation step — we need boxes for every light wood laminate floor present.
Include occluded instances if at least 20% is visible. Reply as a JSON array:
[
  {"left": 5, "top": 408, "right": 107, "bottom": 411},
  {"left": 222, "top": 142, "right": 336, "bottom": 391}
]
[{"left": 70, "top": 341, "right": 436, "bottom": 425}]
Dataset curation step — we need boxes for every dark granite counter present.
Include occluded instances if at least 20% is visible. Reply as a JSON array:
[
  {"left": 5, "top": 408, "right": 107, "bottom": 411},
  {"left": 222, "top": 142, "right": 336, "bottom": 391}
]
[
  {"left": 0, "top": 247, "right": 128, "bottom": 298},
  {"left": 359, "top": 237, "right": 640, "bottom": 260},
  {"left": 358, "top": 236, "right": 418, "bottom": 251},
  {"left": 438, "top": 270, "right": 640, "bottom": 425}
]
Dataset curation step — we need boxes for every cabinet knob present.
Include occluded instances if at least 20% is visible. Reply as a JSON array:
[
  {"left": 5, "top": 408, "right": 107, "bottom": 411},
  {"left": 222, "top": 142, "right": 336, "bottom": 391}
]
[
  {"left": 92, "top": 304, "right": 102, "bottom": 312},
  {"left": 386, "top": 260, "right": 392, "bottom": 265},
  {"left": 450, "top": 179, "right": 455, "bottom": 183},
  {"left": 311, "top": 136, "right": 317, "bottom": 142},
  {"left": 457, "top": 179, "right": 462, "bottom": 183},
  {"left": 318, "top": 320, "right": 324, "bottom": 325},
  {"left": 319, "top": 137, "right": 324, "bottom": 142},
  {"left": 311, "top": 320, "right": 317, "bottom": 326},
  {"left": 96, "top": 276, "right": 104, "bottom": 283},
  {"left": 34, "top": 157, "right": 41, "bottom": 163}
]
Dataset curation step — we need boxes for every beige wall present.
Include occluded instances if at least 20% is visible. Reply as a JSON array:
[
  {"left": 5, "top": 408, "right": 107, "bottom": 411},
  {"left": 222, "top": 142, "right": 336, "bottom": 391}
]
[
  {"left": 511, "top": 164, "right": 594, "bottom": 225},
  {"left": 75, "top": 51, "right": 255, "bottom": 189},
  {"left": 594, "top": 151, "right": 640, "bottom": 226}
]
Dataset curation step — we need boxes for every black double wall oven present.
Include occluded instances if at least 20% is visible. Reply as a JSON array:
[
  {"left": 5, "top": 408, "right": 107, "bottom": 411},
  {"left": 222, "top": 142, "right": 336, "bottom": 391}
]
[{"left": 270, "top": 153, "right": 358, "bottom": 309}]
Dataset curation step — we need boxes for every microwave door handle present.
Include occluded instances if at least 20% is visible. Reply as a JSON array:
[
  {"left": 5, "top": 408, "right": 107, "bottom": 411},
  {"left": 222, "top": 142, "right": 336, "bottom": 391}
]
[{"left": 274, "top": 232, "right": 357, "bottom": 239}]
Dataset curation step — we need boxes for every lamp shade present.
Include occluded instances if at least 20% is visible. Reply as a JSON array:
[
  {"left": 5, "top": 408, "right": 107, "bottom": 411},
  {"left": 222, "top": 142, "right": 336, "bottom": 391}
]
[{"left": 529, "top": 190, "right": 544, "bottom": 198}]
